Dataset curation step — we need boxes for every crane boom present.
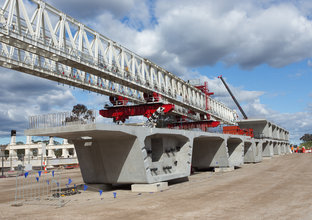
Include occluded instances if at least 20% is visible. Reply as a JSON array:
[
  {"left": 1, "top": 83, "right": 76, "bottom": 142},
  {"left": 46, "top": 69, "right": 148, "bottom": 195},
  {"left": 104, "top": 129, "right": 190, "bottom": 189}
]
[{"left": 218, "top": 75, "right": 248, "bottom": 120}]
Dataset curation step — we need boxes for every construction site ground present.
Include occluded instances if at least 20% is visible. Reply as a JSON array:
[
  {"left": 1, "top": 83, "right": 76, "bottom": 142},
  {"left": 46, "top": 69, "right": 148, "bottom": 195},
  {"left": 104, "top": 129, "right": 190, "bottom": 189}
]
[{"left": 0, "top": 153, "right": 311, "bottom": 220}]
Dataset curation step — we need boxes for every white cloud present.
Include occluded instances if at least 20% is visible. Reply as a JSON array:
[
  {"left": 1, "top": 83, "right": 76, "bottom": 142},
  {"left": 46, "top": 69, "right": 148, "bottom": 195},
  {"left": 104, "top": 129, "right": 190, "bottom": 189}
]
[
  {"left": 49, "top": 0, "right": 142, "bottom": 20},
  {"left": 0, "top": 68, "right": 76, "bottom": 137},
  {"left": 150, "top": 1, "right": 312, "bottom": 69},
  {"left": 44, "top": 0, "right": 312, "bottom": 72},
  {"left": 1, "top": 0, "right": 312, "bottom": 145}
]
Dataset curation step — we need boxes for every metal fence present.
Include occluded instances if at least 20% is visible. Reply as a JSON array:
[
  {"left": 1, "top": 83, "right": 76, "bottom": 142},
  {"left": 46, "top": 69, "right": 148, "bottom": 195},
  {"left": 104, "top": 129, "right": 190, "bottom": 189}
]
[
  {"left": 11, "top": 168, "right": 71, "bottom": 207},
  {"left": 29, "top": 110, "right": 96, "bottom": 129}
]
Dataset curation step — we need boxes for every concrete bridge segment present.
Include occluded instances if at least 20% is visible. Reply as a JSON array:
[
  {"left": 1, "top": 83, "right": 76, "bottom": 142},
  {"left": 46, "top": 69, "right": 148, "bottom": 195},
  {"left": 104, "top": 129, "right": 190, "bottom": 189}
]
[{"left": 25, "top": 119, "right": 290, "bottom": 184}]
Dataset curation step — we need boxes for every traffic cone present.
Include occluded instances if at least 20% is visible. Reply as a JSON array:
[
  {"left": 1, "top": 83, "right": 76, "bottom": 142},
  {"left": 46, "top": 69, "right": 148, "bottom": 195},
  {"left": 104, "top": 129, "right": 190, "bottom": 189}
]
[{"left": 43, "top": 161, "right": 47, "bottom": 173}]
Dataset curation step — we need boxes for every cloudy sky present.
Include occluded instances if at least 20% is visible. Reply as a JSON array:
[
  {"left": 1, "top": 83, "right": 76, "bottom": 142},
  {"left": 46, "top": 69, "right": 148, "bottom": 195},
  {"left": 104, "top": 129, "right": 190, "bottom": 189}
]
[{"left": 1, "top": 0, "right": 312, "bottom": 144}]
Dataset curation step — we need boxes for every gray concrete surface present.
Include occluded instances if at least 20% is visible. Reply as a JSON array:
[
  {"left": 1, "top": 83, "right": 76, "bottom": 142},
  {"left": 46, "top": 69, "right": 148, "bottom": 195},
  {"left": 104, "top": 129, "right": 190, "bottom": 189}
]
[{"left": 26, "top": 122, "right": 290, "bottom": 184}]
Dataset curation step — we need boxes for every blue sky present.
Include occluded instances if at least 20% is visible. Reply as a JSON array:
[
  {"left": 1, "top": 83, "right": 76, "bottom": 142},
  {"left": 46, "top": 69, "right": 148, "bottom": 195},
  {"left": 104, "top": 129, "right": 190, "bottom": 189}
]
[
  {"left": 200, "top": 60, "right": 312, "bottom": 113},
  {"left": 1, "top": 0, "right": 312, "bottom": 145}
]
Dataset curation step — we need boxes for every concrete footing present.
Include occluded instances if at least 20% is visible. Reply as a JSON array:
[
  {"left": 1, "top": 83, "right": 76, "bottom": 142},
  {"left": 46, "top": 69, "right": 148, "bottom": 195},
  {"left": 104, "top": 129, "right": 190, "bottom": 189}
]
[
  {"left": 131, "top": 182, "right": 168, "bottom": 192},
  {"left": 214, "top": 167, "right": 235, "bottom": 172}
]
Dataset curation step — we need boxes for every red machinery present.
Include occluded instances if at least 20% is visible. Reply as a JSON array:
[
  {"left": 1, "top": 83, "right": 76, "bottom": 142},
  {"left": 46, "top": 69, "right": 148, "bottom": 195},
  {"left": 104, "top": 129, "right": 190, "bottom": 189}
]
[
  {"left": 100, "top": 82, "right": 221, "bottom": 131},
  {"left": 109, "top": 96, "right": 128, "bottom": 106},
  {"left": 168, "top": 121, "right": 220, "bottom": 131},
  {"left": 222, "top": 126, "right": 254, "bottom": 137},
  {"left": 99, "top": 102, "right": 174, "bottom": 123}
]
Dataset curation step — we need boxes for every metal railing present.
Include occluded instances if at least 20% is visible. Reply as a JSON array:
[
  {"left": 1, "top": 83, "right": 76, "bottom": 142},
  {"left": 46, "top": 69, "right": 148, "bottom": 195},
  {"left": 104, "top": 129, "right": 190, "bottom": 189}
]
[{"left": 29, "top": 110, "right": 96, "bottom": 129}]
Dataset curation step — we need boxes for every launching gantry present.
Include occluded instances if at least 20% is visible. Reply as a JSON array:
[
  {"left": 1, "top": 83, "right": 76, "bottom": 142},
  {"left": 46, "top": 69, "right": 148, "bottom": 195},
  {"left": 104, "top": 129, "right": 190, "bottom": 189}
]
[{"left": 0, "top": 0, "right": 237, "bottom": 129}]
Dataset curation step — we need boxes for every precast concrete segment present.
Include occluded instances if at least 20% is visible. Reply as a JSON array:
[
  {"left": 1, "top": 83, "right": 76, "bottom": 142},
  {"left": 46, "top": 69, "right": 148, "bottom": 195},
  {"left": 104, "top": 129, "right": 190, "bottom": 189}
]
[
  {"left": 227, "top": 137, "right": 244, "bottom": 167},
  {"left": 280, "top": 143, "right": 286, "bottom": 155},
  {"left": 192, "top": 136, "right": 229, "bottom": 169},
  {"left": 26, "top": 123, "right": 288, "bottom": 184},
  {"left": 26, "top": 123, "right": 193, "bottom": 184},
  {"left": 191, "top": 135, "right": 245, "bottom": 170},
  {"left": 255, "top": 141, "right": 263, "bottom": 162},
  {"left": 237, "top": 119, "right": 289, "bottom": 141},
  {"left": 273, "top": 142, "right": 281, "bottom": 156},
  {"left": 262, "top": 140, "right": 274, "bottom": 157},
  {"left": 26, "top": 123, "right": 250, "bottom": 184},
  {"left": 243, "top": 139, "right": 263, "bottom": 163}
]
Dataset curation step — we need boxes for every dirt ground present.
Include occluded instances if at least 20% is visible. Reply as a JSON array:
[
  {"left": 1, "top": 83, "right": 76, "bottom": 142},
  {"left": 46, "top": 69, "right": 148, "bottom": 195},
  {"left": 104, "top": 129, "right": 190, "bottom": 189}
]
[{"left": 0, "top": 153, "right": 311, "bottom": 220}]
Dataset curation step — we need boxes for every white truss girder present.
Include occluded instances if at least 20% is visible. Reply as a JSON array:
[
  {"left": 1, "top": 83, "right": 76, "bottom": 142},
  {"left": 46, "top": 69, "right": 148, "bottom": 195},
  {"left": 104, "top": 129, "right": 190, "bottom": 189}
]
[{"left": 0, "top": 0, "right": 238, "bottom": 124}]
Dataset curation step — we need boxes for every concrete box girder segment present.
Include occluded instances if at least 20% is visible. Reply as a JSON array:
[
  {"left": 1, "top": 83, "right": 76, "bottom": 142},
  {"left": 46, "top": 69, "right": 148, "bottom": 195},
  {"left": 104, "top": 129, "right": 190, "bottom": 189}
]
[
  {"left": 237, "top": 119, "right": 290, "bottom": 157},
  {"left": 191, "top": 134, "right": 245, "bottom": 170},
  {"left": 237, "top": 119, "right": 289, "bottom": 141},
  {"left": 192, "top": 136, "right": 229, "bottom": 169},
  {"left": 273, "top": 142, "right": 281, "bottom": 156},
  {"left": 227, "top": 137, "right": 244, "bottom": 167},
  {"left": 26, "top": 122, "right": 247, "bottom": 183},
  {"left": 243, "top": 138, "right": 262, "bottom": 163},
  {"left": 26, "top": 123, "right": 193, "bottom": 184},
  {"left": 255, "top": 141, "right": 263, "bottom": 162},
  {"left": 238, "top": 119, "right": 271, "bottom": 139},
  {"left": 262, "top": 140, "right": 274, "bottom": 157}
]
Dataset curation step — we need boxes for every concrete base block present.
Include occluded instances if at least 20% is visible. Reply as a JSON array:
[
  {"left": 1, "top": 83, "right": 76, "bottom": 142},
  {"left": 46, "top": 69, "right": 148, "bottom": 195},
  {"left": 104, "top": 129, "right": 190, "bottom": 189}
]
[
  {"left": 262, "top": 157, "right": 272, "bottom": 160},
  {"left": 214, "top": 166, "right": 234, "bottom": 173},
  {"left": 131, "top": 182, "right": 168, "bottom": 192}
]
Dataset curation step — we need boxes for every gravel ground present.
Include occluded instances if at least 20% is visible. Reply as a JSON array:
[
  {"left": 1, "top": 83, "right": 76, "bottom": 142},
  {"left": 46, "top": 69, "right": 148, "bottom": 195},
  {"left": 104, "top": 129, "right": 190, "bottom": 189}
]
[{"left": 0, "top": 153, "right": 311, "bottom": 220}]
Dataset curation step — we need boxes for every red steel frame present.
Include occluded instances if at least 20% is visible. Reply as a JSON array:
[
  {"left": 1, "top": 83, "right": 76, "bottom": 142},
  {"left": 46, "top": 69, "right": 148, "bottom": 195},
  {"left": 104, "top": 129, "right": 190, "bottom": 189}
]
[
  {"left": 100, "top": 82, "right": 220, "bottom": 131},
  {"left": 194, "top": 82, "right": 214, "bottom": 111},
  {"left": 167, "top": 120, "right": 220, "bottom": 131},
  {"left": 222, "top": 126, "right": 254, "bottom": 137},
  {"left": 99, "top": 103, "right": 175, "bottom": 123}
]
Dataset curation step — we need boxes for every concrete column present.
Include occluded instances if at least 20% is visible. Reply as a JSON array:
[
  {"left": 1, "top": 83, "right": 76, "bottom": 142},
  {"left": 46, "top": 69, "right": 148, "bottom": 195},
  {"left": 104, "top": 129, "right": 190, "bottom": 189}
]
[
  {"left": 62, "top": 148, "right": 69, "bottom": 158},
  {"left": 24, "top": 147, "right": 33, "bottom": 161},
  {"left": 47, "top": 147, "right": 56, "bottom": 158},
  {"left": 38, "top": 144, "right": 46, "bottom": 157},
  {"left": 26, "top": 136, "right": 33, "bottom": 144},
  {"left": 49, "top": 136, "right": 54, "bottom": 145},
  {"left": 9, "top": 148, "right": 17, "bottom": 158}
]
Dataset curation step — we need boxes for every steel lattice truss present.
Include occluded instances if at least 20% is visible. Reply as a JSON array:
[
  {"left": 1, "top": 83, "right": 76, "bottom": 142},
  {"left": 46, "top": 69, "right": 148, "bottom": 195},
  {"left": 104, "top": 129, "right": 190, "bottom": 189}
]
[{"left": 0, "top": 0, "right": 238, "bottom": 124}]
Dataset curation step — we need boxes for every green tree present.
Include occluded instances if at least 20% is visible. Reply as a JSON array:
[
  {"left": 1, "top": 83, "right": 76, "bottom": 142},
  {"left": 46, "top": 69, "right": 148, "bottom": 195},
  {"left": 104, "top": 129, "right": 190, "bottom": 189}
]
[{"left": 65, "top": 104, "right": 95, "bottom": 123}]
